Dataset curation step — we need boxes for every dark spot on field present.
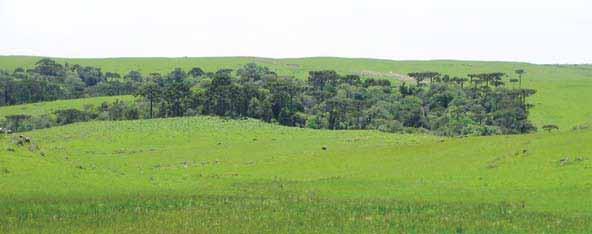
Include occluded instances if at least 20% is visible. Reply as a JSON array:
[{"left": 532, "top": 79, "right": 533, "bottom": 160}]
[
  {"left": 322, "top": 146, "right": 328, "bottom": 150},
  {"left": 559, "top": 156, "right": 587, "bottom": 166}
]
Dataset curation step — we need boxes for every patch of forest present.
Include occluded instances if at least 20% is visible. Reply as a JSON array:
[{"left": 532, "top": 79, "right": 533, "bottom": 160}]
[{"left": 0, "top": 59, "right": 537, "bottom": 136}]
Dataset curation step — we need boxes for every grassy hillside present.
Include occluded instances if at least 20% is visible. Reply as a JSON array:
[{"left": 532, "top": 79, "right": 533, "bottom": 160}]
[
  {"left": 1, "top": 56, "right": 591, "bottom": 232},
  {"left": 1, "top": 56, "right": 591, "bottom": 130},
  {"left": 1, "top": 117, "right": 591, "bottom": 232},
  {"left": 0, "top": 95, "right": 134, "bottom": 119}
]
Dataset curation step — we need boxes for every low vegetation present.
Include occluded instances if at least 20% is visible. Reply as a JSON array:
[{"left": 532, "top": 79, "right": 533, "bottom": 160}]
[{"left": 1, "top": 117, "right": 591, "bottom": 233}]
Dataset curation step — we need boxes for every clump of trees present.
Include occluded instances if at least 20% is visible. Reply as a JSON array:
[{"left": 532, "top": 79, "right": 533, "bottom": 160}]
[
  {"left": 0, "top": 58, "right": 143, "bottom": 106},
  {"left": 1, "top": 99, "right": 140, "bottom": 132},
  {"left": 0, "top": 59, "right": 538, "bottom": 136}
]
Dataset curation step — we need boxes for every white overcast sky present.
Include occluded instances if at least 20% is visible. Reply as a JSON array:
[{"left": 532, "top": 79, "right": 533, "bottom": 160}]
[{"left": 0, "top": 0, "right": 591, "bottom": 63}]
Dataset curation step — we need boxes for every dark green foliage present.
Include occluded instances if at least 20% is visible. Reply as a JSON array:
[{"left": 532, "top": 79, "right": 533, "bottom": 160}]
[
  {"left": 542, "top": 124, "right": 559, "bottom": 132},
  {"left": 4, "top": 114, "right": 32, "bottom": 132},
  {"left": 1, "top": 60, "right": 537, "bottom": 136},
  {"left": 189, "top": 67, "right": 205, "bottom": 78},
  {"left": 55, "top": 109, "right": 91, "bottom": 125},
  {"left": 124, "top": 70, "right": 143, "bottom": 82},
  {"left": 0, "top": 59, "right": 144, "bottom": 106},
  {"left": 133, "top": 63, "right": 536, "bottom": 136}
]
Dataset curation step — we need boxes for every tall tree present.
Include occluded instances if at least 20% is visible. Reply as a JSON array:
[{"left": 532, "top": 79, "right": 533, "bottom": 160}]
[
  {"left": 515, "top": 69, "right": 526, "bottom": 88},
  {"left": 136, "top": 81, "right": 160, "bottom": 118}
]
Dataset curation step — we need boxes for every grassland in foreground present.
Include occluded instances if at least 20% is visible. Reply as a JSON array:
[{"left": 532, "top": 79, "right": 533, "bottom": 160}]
[
  {"left": 1, "top": 116, "right": 591, "bottom": 233},
  {"left": 1, "top": 56, "right": 592, "bottom": 232}
]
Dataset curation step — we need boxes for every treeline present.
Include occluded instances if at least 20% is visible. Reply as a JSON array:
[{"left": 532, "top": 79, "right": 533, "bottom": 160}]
[
  {"left": 0, "top": 58, "right": 144, "bottom": 105},
  {"left": 0, "top": 59, "right": 537, "bottom": 136}
]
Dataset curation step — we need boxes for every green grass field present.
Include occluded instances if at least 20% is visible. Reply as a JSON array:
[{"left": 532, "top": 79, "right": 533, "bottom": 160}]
[
  {"left": 0, "top": 95, "right": 134, "bottom": 119},
  {"left": 1, "top": 117, "right": 591, "bottom": 233},
  {"left": 1, "top": 56, "right": 592, "bottom": 233}
]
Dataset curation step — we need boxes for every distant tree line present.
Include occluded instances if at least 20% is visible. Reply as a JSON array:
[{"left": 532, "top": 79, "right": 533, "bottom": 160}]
[
  {"left": 0, "top": 59, "right": 538, "bottom": 136},
  {"left": 0, "top": 58, "right": 142, "bottom": 106}
]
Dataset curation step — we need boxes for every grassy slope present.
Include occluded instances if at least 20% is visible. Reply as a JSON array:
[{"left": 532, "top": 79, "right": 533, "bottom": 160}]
[
  {"left": 0, "top": 95, "right": 134, "bottom": 119},
  {"left": 1, "top": 117, "right": 591, "bottom": 232},
  {"left": 1, "top": 56, "right": 591, "bottom": 232},
  {"left": 1, "top": 56, "right": 591, "bottom": 129}
]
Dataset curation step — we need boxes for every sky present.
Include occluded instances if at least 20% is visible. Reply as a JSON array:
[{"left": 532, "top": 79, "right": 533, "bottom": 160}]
[{"left": 0, "top": 0, "right": 591, "bottom": 64}]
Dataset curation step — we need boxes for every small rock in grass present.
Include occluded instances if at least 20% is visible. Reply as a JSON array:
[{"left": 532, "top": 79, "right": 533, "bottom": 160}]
[{"left": 559, "top": 157, "right": 570, "bottom": 166}]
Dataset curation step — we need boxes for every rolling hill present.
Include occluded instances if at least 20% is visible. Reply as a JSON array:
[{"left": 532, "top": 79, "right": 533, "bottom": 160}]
[
  {"left": 1, "top": 56, "right": 592, "bottom": 233},
  {"left": 1, "top": 116, "right": 591, "bottom": 232}
]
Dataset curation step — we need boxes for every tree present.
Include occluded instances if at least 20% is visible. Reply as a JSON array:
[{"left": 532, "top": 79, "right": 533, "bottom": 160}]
[
  {"left": 136, "top": 81, "right": 161, "bottom": 118},
  {"left": 124, "top": 71, "right": 143, "bottom": 82},
  {"left": 408, "top": 72, "right": 440, "bottom": 86},
  {"left": 4, "top": 114, "right": 31, "bottom": 131},
  {"left": 105, "top": 72, "right": 121, "bottom": 81},
  {"left": 509, "top": 78, "right": 519, "bottom": 89},
  {"left": 452, "top": 77, "right": 468, "bottom": 88},
  {"left": 237, "top": 63, "right": 273, "bottom": 82},
  {"left": 161, "top": 68, "right": 192, "bottom": 117},
  {"left": 204, "top": 69, "right": 238, "bottom": 116},
  {"left": 189, "top": 67, "right": 205, "bottom": 78},
  {"left": 515, "top": 69, "right": 526, "bottom": 88},
  {"left": 34, "top": 58, "right": 65, "bottom": 77},
  {"left": 54, "top": 109, "right": 89, "bottom": 125},
  {"left": 0, "top": 71, "right": 15, "bottom": 105},
  {"left": 77, "top": 66, "right": 104, "bottom": 86}
]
